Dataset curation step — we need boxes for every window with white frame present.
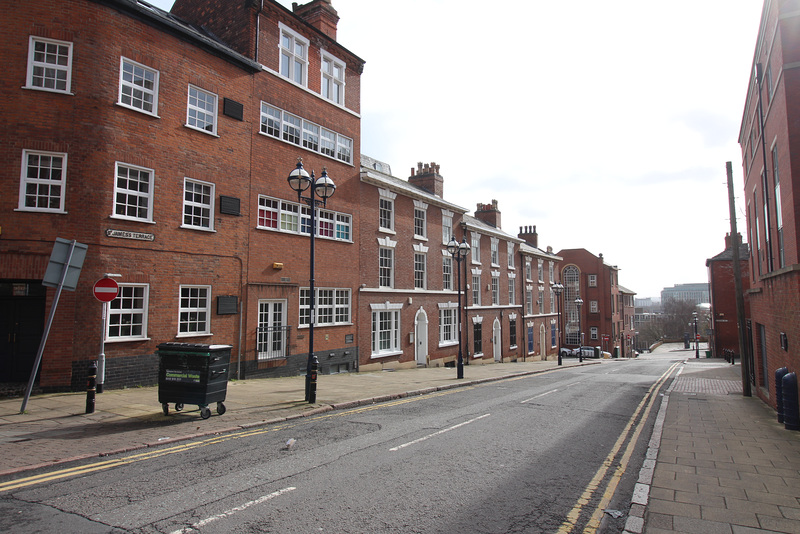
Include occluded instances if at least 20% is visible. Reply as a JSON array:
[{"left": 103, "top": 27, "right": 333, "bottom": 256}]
[
  {"left": 590, "top": 326, "right": 598, "bottom": 340},
  {"left": 473, "top": 321, "right": 483, "bottom": 355},
  {"left": 26, "top": 36, "right": 72, "bottom": 93},
  {"left": 320, "top": 128, "right": 336, "bottom": 158},
  {"left": 538, "top": 260, "right": 544, "bottom": 282},
  {"left": 337, "top": 135, "right": 352, "bottom": 163},
  {"left": 371, "top": 303, "right": 402, "bottom": 356},
  {"left": 183, "top": 178, "right": 214, "bottom": 230},
  {"left": 257, "top": 195, "right": 352, "bottom": 242},
  {"left": 18, "top": 150, "right": 67, "bottom": 213},
  {"left": 282, "top": 112, "right": 301, "bottom": 144},
  {"left": 549, "top": 262, "right": 554, "bottom": 283},
  {"left": 526, "top": 286, "right": 533, "bottom": 315},
  {"left": 113, "top": 162, "right": 153, "bottom": 222},
  {"left": 279, "top": 24, "right": 308, "bottom": 85},
  {"left": 508, "top": 276, "right": 516, "bottom": 306},
  {"left": 321, "top": 52, "right": 345, "bottom": 105},
  {"left": 186, "top": 85, "right": 217, "bottom": 134},
  {"left": 442, "top": 211, "right": 453, "bottom": 244},
  {"left": 472, "top": 274, "right": 481, "bottom": 305},
  {"left": 414, "top": 253, "right": 426, "bottom": 289},
  {"left": 178, "top": 285, "right": 211, "bottom": 335},
  {"left": 492, "top": 275, "right": 499, "bottom": 305},
  {"left": 538, "top": 289, "right": 544, "bottom": 311},
  {"left": 525, "top": 260, "right": 532, "bottom": 281},
  {"left": 439, "top": 303, "right": 458, "bottom": 345},
  {"left": 490, "top": 238, "right": 499, "bottom": 265},
  {"left": 118, "top": 57, "right": 158, "bottom": 115},
  {"left": 414, "top": 205, "right": 427, "bottom": 239},
  {"left": 550, "top": 288, "right": 555, "bottom": 314},
  {"left": 299, "top": 288, "right": 350, "bottom": 327},
  {"left": 378, "top": 189, "right": 395, "bottom": 231},
  {"left": 302, "top": 120, "right": 319, "bottom": 152},
  {"left": 588, "top": 274, "right": 597, "bottom": 287},
  {"left": 379, "top": 247, "right": 394, "bottom": 288},
  {"left": 590, "top": 300, "right": 599, "bottom": 313},
  {"left": 551, "top": 322, "right": 557, "bottom": 347},
  {"left": 509, "top": 318, "right": 517, "bottom": 348},
  {"left": 471, "top": 232, "right": 481, "bottom": 263},
  {"left": 107, "top": 284, "right": 148, "bottom": 340},
  {"left": 507, "top": 243, "right": 514, "bottom": 268},
  {"left": 443, "top": 256, "right": 453, "bottom": 290}
]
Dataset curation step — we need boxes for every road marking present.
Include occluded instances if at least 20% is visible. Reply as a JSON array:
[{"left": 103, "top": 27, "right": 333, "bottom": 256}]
[
  {"left": 168, "top": 487, "right": 296, "bottom": 534},
  {"left": 389, "top": 414, "right": 491, "bottom": 452},
  {"left": 521, "top": 389, "right": 558, "bottom": 403},
  {"left": 556, "top": 361, "right": 681, "bottom": 533}
]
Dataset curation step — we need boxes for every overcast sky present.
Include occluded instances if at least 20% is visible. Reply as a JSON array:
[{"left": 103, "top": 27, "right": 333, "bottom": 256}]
[{"left": 150, "top": 0, "right": 763, "bottom": 299}]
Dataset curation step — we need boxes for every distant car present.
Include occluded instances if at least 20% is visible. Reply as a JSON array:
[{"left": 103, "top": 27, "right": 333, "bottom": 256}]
[
  {"left": 560, "top": 346, "right": 599, "bottom": 358},
  {"left": 601, "top": 351, "right": 612, "bottom": 359},
  {"left": 558, "top": 347, "right": 573, "bottom": 358}
]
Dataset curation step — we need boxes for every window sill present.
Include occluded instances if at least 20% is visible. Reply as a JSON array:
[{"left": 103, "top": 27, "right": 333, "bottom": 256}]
[
  {"left": 176, "top": 332, "right": 213, "bottom": 339},
  {"left": 180, "top": 224, "right": 217, "bottom": 233},
  {"left": 23, "top": 85, "right": 74, "bottom": 96},
  {"left": 184, "top": 124, "right": 220, "bottom": 137},
  {"left": 14, "top": 207, "right": 67, "bottom": 215},
  {"left": 370, "top": 350, "right": 402, "bottom": 359},
  {"left": 115, "top": 102, "right": 160, "bottom": 118},
  {"left": 105, "top": 337, "right": 150, "bottom": 344},
  {"left": 110, "top": 214, "right": 156, "bottom": 224},
  {"left": 379, "top": 228, "right": 396, "bottom": 235},
  {"left": 413, "top": 235, "right": 428, "bottom": 242},
  {"left": 438, "top": 341, "right": 458, "bottom": 348}
]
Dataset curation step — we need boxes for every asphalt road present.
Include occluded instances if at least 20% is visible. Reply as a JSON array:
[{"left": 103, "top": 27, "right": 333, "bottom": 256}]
[{"left": 1, "top": 356, "right": 682, "bottom": 533}]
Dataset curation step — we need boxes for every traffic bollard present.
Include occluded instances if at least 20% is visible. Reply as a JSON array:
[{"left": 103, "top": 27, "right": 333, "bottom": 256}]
[{"left": 85, "top": 361, "right": 97, "bottom": 414}]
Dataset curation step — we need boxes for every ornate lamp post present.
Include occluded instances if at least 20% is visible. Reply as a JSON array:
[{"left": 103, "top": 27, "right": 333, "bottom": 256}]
[
  {"left": 447, "top": 236, "right": 470, "bottom": 379},
  {"left": 693, "top": 311, "right": 699, "bottom": 359},
  {"left": 575, "top": 296, "right": 584, "bottom": 362},
  {"left": 287, "top": 158, "right": 335, "bottom": 403},
  {"left": 553, "top": 282, "right": 564, "bottom": 365}
]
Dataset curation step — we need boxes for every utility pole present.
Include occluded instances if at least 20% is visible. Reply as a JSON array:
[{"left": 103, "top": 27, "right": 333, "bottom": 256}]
[{"left": 727, "top": 161, "right": 751, "bottom": 397}]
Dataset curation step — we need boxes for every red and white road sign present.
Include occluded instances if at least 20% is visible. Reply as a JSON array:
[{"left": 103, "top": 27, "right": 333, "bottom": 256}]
[{"left": 93, "top": 278, "right": 119, "bottom": 302}]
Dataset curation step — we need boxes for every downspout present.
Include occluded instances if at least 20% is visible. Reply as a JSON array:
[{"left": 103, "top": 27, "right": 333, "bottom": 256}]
[{"left": 755, "top": 62, "right": 774, "bottom": 272}]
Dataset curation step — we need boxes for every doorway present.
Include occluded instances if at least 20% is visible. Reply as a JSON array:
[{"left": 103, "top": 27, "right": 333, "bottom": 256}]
[
  {"left": 414, "top": 307, "right": 428, "bottom": 366},
  {"left": 493, "top": 318, "right": 501, "bottom": 362},
  {"left": 0, "top": 281, "right": 46, "bottom": 383}
]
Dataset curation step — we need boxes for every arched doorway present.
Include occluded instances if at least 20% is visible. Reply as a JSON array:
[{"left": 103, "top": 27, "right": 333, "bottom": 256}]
[
  {"left": 414, "top": 307, "right": 428, "bottom": 366},
  {"left": 539, "top": 323, "right": 547, "bottom": 359},
  {"left": 493, "top": 317, "right": 501, "bottom": 362}
]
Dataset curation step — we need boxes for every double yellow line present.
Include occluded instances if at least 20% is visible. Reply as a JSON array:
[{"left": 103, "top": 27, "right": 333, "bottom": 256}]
[{"left": 557, "top": 361, "right": 680, "bottom": 533}]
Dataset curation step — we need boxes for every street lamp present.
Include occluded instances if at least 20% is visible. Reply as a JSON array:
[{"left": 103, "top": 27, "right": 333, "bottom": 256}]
[
  {"left": 288, "top": 158, "right": 335, "bottom": 403},
  {"left": 553, "top": 282, "right": 564, "bottom": 365},
  {"left": 575, "top": 296, "right": 584, "bottom": 362},
  {"left": 693, "top": 311, "right": 699, "bottom": 359},
  {"left": 447, "top": 236, "right": 470, "bottom": 379}
]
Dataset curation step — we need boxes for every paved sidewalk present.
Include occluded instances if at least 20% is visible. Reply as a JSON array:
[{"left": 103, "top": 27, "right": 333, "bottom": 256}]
[
  {"left": 640, "top": 358, "right": 800, "bottom": 534},
  {"left": 0, "top": 358, "right": 591, "bottom": 476}
]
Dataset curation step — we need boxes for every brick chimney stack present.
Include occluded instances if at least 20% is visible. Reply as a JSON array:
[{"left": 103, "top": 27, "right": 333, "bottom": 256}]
[
  {"left": 518, "top": 225, "right": 538, "bottom": 248},
  {"left": 725, "top": 232, "right": 743, "bottom": 250},
  {"left": 293, "top": 0, "right": 339, "bottom": 40},
  {"left": 408, "top": 162, "right": 444, "bottom": 198},
  {"left": 475, "top": 199, "right": 501, "bottom": 229}
]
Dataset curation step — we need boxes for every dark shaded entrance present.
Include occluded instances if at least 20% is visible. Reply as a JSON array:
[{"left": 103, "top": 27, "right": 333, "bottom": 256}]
[{"left": 0, "top": 281, "right": 46, "bottom": 384}]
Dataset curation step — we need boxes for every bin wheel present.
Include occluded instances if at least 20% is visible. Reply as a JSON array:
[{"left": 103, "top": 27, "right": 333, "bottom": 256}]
[
  {"left": 200, "top": 406, "right": 211, "bottom": 420},
  {"left": 162, "top": 403, "right": 169, "bottom": 416},
  {"left": 216, "top": 402, "right": 226, "bottom": 416},
  {"left": 175, "top": 403, "right": 184, "bottom": 412}
]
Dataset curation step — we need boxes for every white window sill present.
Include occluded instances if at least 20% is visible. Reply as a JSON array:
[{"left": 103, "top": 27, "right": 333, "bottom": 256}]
[
  {"left": 379, "top": 227, "right": 396, "bottom": 235},
  {"left": 23, "top": 85, "right": 73, "bottom": 95},
  {"left": 370, "top": 350, "right": 402, "bottom": 359},
  {"left": 184, "top": 124, "right": 220, "bottom": 137},
  {"left": 438, "top": 341, "right": 458, "bottom": 348},
  {"left": 176, "top": 332, "right": 213, "bottom": 339},
  {"left": 105, "top": 337, "right": 150, "bottom": 344},
  {"left": 180, "top": 224, "right": 216, "bottom": 233},
  {"left": 116, "top": 102, "right": 160, "bottom": 118},
  {"left": 14, "top": 207, "right": 67, "bottom": 214},
  {"left": 110, "top": 214, "right": 156, "bottom": 224}
]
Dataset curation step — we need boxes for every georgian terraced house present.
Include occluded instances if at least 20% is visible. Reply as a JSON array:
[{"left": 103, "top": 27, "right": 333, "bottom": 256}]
[{"left": 1, "top": 0, "right": 597, "bottom": 394}]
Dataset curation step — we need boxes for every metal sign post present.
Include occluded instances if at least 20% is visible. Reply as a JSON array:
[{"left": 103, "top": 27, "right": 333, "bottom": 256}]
[
  {"left": 93, "top": 276, "right": 119, "bottom": 393},
  {"left": 20, "top": 238, "right": 88, "bottom": 413}
]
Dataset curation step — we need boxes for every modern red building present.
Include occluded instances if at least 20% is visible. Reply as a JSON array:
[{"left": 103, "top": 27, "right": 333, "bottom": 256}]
[
  {"left": 1, "top": 0, "right": 364, "bottom": 390},
  {"left": 738, "top": 0, "right": 800, "bottom": 407}
]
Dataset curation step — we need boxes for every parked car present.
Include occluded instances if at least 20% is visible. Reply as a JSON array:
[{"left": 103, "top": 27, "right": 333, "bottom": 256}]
[{"left": 559, "top": 346, "right": 600, "bottom": 358}]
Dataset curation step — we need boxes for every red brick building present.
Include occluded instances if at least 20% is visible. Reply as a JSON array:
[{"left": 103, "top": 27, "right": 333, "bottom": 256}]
[
  {"left": 706, "top": 234, "right": 751, "bottom": 358},
  {"left": 738, "top": 0, "right": 800, "bottom": 406},
  {"left": 556, "top": 249, "right": 630, "bottom": 357},
  {"left": 1, "top": 0, "right": 364, "bottom": 390}
]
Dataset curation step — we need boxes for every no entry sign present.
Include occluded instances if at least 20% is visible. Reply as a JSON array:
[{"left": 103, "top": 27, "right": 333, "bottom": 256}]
[{"left": 93, "top": 278, "right": 119, "bottom": 302}]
